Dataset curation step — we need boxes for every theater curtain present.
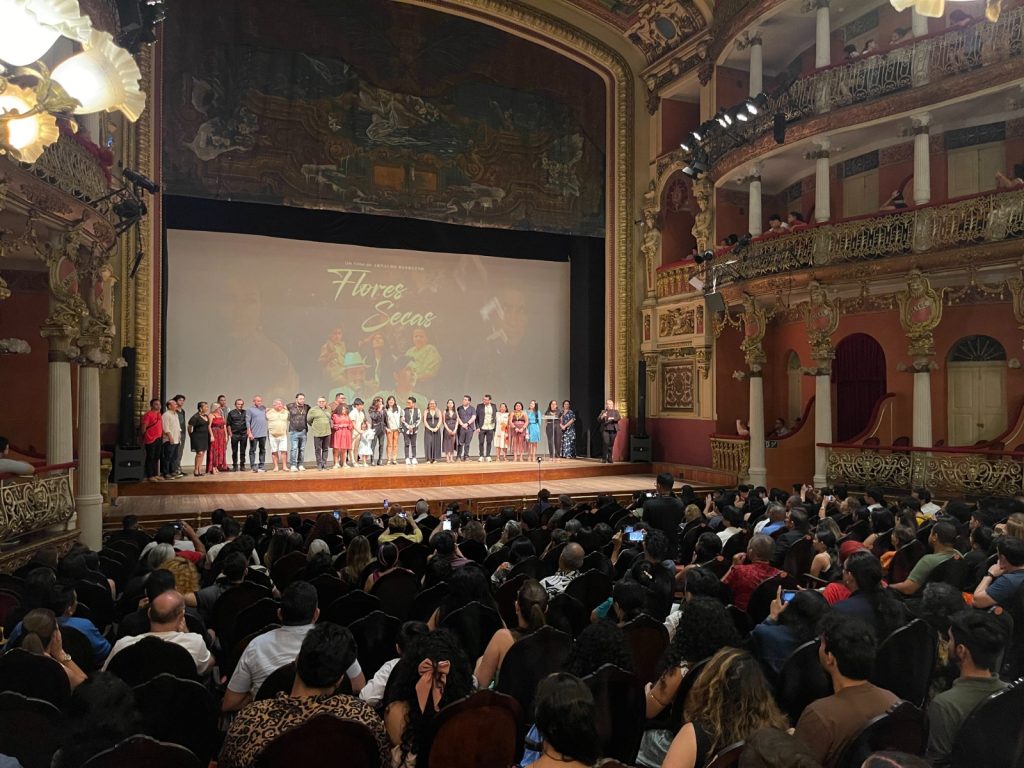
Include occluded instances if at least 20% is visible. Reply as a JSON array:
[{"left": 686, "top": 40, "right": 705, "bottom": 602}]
[{"left": 834, "top": 333, "right": 887, "bottom": 442}]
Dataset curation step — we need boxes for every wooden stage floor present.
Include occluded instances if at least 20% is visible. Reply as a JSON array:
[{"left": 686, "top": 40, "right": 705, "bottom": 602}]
[{"left": 110, "top": 459, "right": 660, "bottom": 519}]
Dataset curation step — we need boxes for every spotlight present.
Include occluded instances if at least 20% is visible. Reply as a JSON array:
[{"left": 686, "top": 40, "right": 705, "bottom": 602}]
[
  {"left": 736, "top": 111, "right": 749, "bottom": 122},
  {"left": 694, "top": 250, "right": 715, "bottom": 265},
  {"left": 723, "top": 112, "right": 733, "bottom": 126},
  {"left": 717, "top": 115, "right": 728, "bottom": 128},
  {"left": 680, "top": 140, "right": 690, "bottom": 152},
  {"left": 682, "top": 165, "right": 695, "bottom": 177},
  {"left": 746, "top": 92, "right": 768, "bottom": 115},
  {"left": 692, "top": 129, "right": 702, "bottom": 142},
  {"left": 122, "top": 168, "right": 160, "bottom": 194}
]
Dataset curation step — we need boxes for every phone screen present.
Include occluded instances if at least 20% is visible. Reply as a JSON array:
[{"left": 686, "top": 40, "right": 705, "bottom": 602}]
[
  {"left": 628, "top": 530, "right": 646, "bottom": 542},
  {"left": 782, "top": 590, "right": 797, "bottom": 604},
  {"left": 442, "top": 520, "right": 452, "bottom": 531},
  {"left": 332, "top": 511, "right": 341, "bottom": 521},
  {"left": 383, "top": 499, "right": 390, "bottom": 509},
  {"left": 624, "top": 526, "right": 634, "bottom": 534}
]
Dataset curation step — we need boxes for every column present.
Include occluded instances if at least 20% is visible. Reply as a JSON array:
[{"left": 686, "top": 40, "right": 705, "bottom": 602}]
[
  {"left": 912, "top": 7, "right": 929, "bottom": 37},
  {"left": 912, "top": 366, "right": 933, "bottom": 448},
  {"left": 749, "top": 34, "right": 763, "bottom": 97},
  {"left": 748, "top": 373, "right": 767, "bottom": 487},
  {"left": 815, "top": 1, "right": 831, "bottom": 69},
  {"left": 813, "top": 372, "right": 832, "bottom": 487},
  {"left": 41, "top": 329, "right": 75, "bottom": 465},
  {"left": 912, "top": 113, "right": 931, "bottom": 206},
  {"left": 77, "top": 363, "right": 102, "bottom": 551},
  {"left": 814, "top": 139, "right": 831, "bottom": 223},
  {"left": 748, "top": 165, "right": 763, "bottom": 236}
]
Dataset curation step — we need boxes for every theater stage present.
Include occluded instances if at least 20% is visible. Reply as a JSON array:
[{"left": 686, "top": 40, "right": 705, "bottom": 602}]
[{"left": 109, "top": 459, "right": 661, "bottom": 522}]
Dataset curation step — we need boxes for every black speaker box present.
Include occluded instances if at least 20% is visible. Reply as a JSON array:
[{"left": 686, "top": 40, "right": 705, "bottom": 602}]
[
  {"left": 111, "top": 445, "right": 145, "bottom": 484},
  {"left": 636, "top": 359, "right": 647, "bottom": 437}
]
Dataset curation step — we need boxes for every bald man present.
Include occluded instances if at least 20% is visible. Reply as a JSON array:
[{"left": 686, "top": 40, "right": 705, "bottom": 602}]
[
  {"left": 540, "top": 542, "right": 585, "bottom": 596},
  {"left": 103, "top": 589, "right": 213, "bottom": 674},
  {"left": 267, "top": 399, "right": 289, "bottom": 471}
]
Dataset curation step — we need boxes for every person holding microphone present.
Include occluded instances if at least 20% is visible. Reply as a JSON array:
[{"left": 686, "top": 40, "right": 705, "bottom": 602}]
[{"left": 598, "top": 399, "right": 620, "bottom": 463}]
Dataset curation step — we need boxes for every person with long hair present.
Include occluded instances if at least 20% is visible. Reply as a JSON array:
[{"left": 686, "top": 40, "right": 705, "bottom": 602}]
[
  {"left": 442, "top": 399, "right": 458, "bottom": 463},
  {"left": 331, "top": 403, "right": 354, "bottom": 470},
  {"left": 423, "top": 400, "right": 443, "bottom": 464},
  {"left": 544, "top": 400, "right": 562, "bottom": 460},
  {"left": 19, "top": 608, "right": 87, "bottom": 689},
  {"left": 475, "top": 578, "right": 548, "bottom": 688},
  {"left": 342, "top": 535, "right": 372, "bottom": 587},
  {"left": 364, "top": 541, "right": 412, "bottom": 592},
  {"left": 560, "top": 399, "right": 576, "bottom": 459},
  {"left": 750, "top": 587, "right": 830, "bottom": 673},
  {"left": 510, "top": 402, "right": 528, "bottom": 461},
  {"left": 51, "top": 673, "right": 141, "bottom": 768},
  {"left": 429, "top": 563, "right": 497, "bottom": 629},
  {"left": 525, "top": 674, "right": 600, "bottom": 768},
  {"left": 187, "top": 401, "right": 211, "bottom": 476},
  {"left": 383, "top": 629, "right": 475, "bottom": 768},
  {"left": 810, "top": 527, "right": 840, "bottom": 580},
  {"left": 834, "top": 550, "right": 908, "bottom": 638},
  {"left": 495, "top": 402, "right": 511, "bottom": 462},
  {"left": 564, "top": 621, "right": 633, "bottom": 678},
  {"left": 527, "top": 400, "right": 541, "bottom": 461},
  {"left": 384, "top": 395, "right": 401, "bottom": 465},
  {"left": 661, "top": 647, "right": 789, "bottom": 768}
]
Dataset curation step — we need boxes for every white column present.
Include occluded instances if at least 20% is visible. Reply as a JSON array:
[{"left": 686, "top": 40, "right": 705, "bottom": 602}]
[
  {"left": 748, "top": 166, "right": 763, "bottom": 236},
  {"left": 748, "top": 373, "right": 767, "bottom": 487},
  {"left": 749, "top": 36, "right": 763, "bottom": 96},
  {"left": 912, "top": 113, "right": 931, "bottom": 206},
  {"left": 814, "top": 139, "right": 831, "bottom": 223},
  {"left": 815, "top": 2, "right": 832, "bottom": 69},
  {"left": 46, "top": 358, "right": 74, "bottom": 465},
  {"left": 912, "top": 369, "right": 933, "bottom": 448},
  {"left": 76, "top": 364, "right": 102, "bottom": 550},
  {"left": 814, "top": 372, "right": 832, "bottom": 487},
  {"left": 912, "top": 8, "right": 929, "bottom": 37}
]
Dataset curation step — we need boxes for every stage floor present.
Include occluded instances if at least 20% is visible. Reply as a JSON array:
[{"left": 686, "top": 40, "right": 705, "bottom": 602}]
[{"left": 110, "top": 459, "right": 661, "bottom": 520}]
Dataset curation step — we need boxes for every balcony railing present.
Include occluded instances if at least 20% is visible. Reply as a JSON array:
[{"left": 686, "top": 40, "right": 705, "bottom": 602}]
[
  {"left": 659, "top": 188, "right": 1024, "bottom": 298},
  {"left": 0, "top": 464, "right": 76, "bottom": 540},
  {"left": 710, "top": 435, "right": 750, "bottom": 480},
  {"left": 21, "top": 132, "right": 111, "bottom": 204},
  {"left": 825, "top": 444, "right": 1024, "bottom": 498},
  {"left": 705, "top": 8, "right": 1024, "bottom": 167},
  {"left": 656, "top": 261, "right": 697, "bottom": 298}
]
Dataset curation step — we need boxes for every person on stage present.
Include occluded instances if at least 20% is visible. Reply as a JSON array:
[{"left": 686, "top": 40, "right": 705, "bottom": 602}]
[
  {"left": 476, "top": 394, "right": 498, "bottom": 462},
  {"left": 368, "top": 396, "right": 386, "bottom": 467},
  {"left": 207, "top": 399, "right": 229, "bottom": 474},
  {"left": 560, "top": 399, "right": 576, "bottom": 459},
  {"left": 306, "top": 397, "right": 333, "bottom": 471},
  {"left": 442, "top": 399, "right": 458, "bottom": 463},
  {"left": 456, "top": 395, "right": 477, "bottom": 462},
  {"left": 527, "top": 400, "right": 541, "bottom": 462},
  {"left": 332, "top": 403, "right": 354, "bottom": 469},
  {"left": 173, "top": 394, "right": 187, "bottom": 476},
  {"left": 543, "top": 400, "right": 562, "bottom": 461},
  {"left": 353, "top": 399, "right": 373, "bottom": 468},
  {"left": 402, "top": 396, "right": 422, "bottom": 465},
  {"left": 245, "top": 396, "right": 268, "bottom": 473},
  {"left": 350, "top": 398, "right": 367, "bottom": 468},
  {"left": 140, "top": 398, "right": 164, "bottom": 481},
  {"left": 161, "top": 398, "right": 182, "bottom": 480},
  {"left": 187, "top": 401, "right": 211, "bottom": 477},
  {"left": 286, "top": 393, "right": 310, "bottom": 472},
  {"left": 226, "top": 398, "right": 248, "bottom": 472},
  {"left": 510, "top": 401, "right": 527, "bottom": 462},
  {"left": 424, "top": 400, "right": 443, "bottom": 464},
  {"left": 267, "top": 399, "right": 289, "bottom": 472},
  {"left": 384, "top": 395, "right": 401, "bottom": 465},
  {"left": 495, "top": 402, "right": 510, "bottom": 462},
  {"left": 598, "top": 399, "right": 621, "bottom": 464}
]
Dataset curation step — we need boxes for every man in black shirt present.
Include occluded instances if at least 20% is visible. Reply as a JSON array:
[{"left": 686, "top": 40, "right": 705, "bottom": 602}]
[
  {"left": 771, "top": 507, "right": 812, "bottom": 567},
  {"left": 641, "top": 472, "right": 684, "bottom": 560},
  {"left": 226, "top": 399, "right": 248, "bottom": 471}
]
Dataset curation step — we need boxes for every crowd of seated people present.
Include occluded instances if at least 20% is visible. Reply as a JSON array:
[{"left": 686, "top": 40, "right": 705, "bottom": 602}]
[{"left": 0, "top": 478, "right": 1021, "bottom": 768}]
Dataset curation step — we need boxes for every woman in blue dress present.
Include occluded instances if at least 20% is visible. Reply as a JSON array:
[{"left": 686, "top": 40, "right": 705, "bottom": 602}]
[
  {"left": 560, "top": 399, "right": 576, "bottom": 458},
  {"left": 526, "top": 400, "right": 541, "bottom": 462}
]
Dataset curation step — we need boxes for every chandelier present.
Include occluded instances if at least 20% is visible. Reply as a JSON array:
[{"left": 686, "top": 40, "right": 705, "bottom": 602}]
[
  {"left": 0, "top": 0, "right": 146, "bottom": 163},
  {"left": 890, "top": 0, "right": 1002, "bottom": 22}
]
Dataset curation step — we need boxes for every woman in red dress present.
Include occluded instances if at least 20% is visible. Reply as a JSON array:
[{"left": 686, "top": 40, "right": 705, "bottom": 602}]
[
  {"left": 331, "top": 404, "right": 353, "bottom": 469},
  {"left": 207, "top": 406, "right": 229, "bottom": 473},
  {"left": 510, "top": 401, "right": 528, "bottom": 462}
]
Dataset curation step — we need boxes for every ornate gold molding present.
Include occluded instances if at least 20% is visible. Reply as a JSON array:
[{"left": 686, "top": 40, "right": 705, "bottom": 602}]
[{"left": 896, "top": 268, "right": 944, "bottom": 359}]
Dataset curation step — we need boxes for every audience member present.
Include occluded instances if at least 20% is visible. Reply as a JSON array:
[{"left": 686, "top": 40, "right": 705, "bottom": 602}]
[
  {"left": 17, "top": 608, "right": 87, "bottom": 689},
  {"left": 771, "top": 508, "right": 811, "bottom": 567},
  {"left": 972, "top": 534, "right": 1024, "bottom": 609},
  {"left": 722, "top": 534, "right": 779, "bottom": 612},
  {"left": 642, "top": 472, "right": 685, "bottom": 555},
  {"left": 833, "top": 550, "right": 908, "bottom": 637},
  {"left": 476, "top": 578, "right": 548, "bottom": 688},
  {"left": 359, "top": 621, "right": 430, "bottom": 707},
  {"left": 365, "top": 541, "right": 414, "bottom": 591},
  {"left": 379, "top": 509, "right": 422, "bottom": 544},
  {"left": 51, "top": 673, "right": 140, "bottom": 768},
  {"left": 890, "top": 521, "right": 960, "bottom": 596},
  {"left": 185, "top": 550, "right": 247, "bottom": 620},
  {"left": 341, "top": 535, "right": 373, "bottom": 586},
  {"left": 522, "top": 673, "right": 600, "bottom": 768},
  {"left": 754, "top": 502, "right": 787, "bottom": 536},
  {"left": 5, "top": 583, "right": 110, "bottom": 665},
  {"left": 103, "top": 590, "right": 212, "bottom": 675},
  {"left": 539, "top": 542, "right": 585, "bottom": 596},
  {"left": 750, "top": 588, "right": 830, "bottom": 674}
]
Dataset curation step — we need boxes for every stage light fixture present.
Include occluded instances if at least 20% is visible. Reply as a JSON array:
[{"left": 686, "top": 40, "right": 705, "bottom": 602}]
[
  {"left": 723, "top": 112, "right": 733, "bottom": 126},
  {"left": 691, "top": 129, "right": 702, "bottom": 142},
  {"left": 680, "top": 140, "right": 690, "bottom": 152},
  {"left": 716, "top": 114, "right": 727, "bottom": 128},
  {"left": 746, "top": 93, "right": 767, "bottom": 115},
  {"left": 694, "top": 249, "right": 715, "bottom": 265},
  {"left": 682, "top": 165, "right": 695, "bottom": 177},
  {"left": 736, "top": 110, "right": 749, "bottom": 122}
]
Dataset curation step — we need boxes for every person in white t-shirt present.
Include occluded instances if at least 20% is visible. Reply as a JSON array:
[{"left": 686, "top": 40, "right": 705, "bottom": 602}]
[
  {"left": 103, "top": 590, "right": 212, "bottom": 674},
  {"left": 0, "top": 435, "right": 34, "bottom": 476},
  {"left": 161, "top": 399, "right": 183, "bottom": 479},
  {"left": 914, "top": 487, "right": 942, "bottom": 518}
]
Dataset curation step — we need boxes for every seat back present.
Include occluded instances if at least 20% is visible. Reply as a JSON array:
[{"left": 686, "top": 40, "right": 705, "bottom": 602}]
[
  {"left": 0, "top": 691, "right": 63, "bottom": 768},
  {"left": 539, "top": 543, "right": 566, "bottom": 578},
  {"left": 721, "top": 532, "right": 749, "bottom": 561},
  {"left": 545, "top": 593, "right": 588, "bottom": 639},
  {"left": 82, "top": 735, "right": 201, "bottom": 768},
  {"left": 322, "top": 591, "right": 381, "bottom": 627},
  {"left": 439, "top": 602, "right": 504, "bottom": 663},
  {"left": 399, "top": 544, "right": 431, "bottom": 578},
  {"left": 581, "top": 551, "right": 613, "bottom": 578},
  {"left": 257, "top": 714, "right": 383, "bottom": 768},
  {"left": 410, "top": 582, "right": 449, "bottom": 623},
  {"left": 269, "top": 550, "right": 307, "bottom": 590},
  {"left": 509, "top": 556, "right": 543, "bottom": 581},
  {"left": 255, "top": 661, "right": 296, "bottom": 701},
  {"left": 458, "top": 540, "right": 488, "bottom": 564},
  {"left": 782, "top": 537, "right": 815, "bottom": 579},
  {"left": 562, "top": 569, "right": 613, "bottom": 612},
  {"left": 494, "top": 626, "right": 572, "bottom": 724},
  {"left": 369, "top": 570, "right": 421, "bottom": 622},
  {"left": 0, "top": 649, "right": 71, "bottom": 711},
  {"left": 679, "top": 524, "right": 709, "bottom": 565},
  {"left": 705, "top": 740, "right": 745, "bottom": 768},
  {"left": 309, "top": 574, "right": 352, "bottom": 607},
  {"left": 870, "top": 619, "right": 936, "bottom": 707},
  {"left": 209, "top": 582, "right": 271, "bottom": 640},
  {"left": 424, "top": 690, "right": 522, "bottom": 768},
  {"left": 582, "top": 664, "right": 645, "bottom": 763},
  {"left": 105, "top": 637, "right": 198, "bottom": 686},
  {"left": 668, "top": 657, "right": 710, "bottom": 732},
  {"left": 621, "top": 614, "right": 670, "bottom": 685},
  {"left": 889, "top": 540, "right": 926, "bottom": 583},
  {"left": 925, "top": 556, "right": 968, "bottom": 591},
  {"left": 746, "top": 576, "right": 784, "bottom": 626},
  {"left": 60, "top": 624, "right": 98, "bottom": 675},
  {"left": 835, "top": 701, "right": 927, "bottom": 768},
  {"left": 494, "top": 573, "right": 528, "bottom": 629},
  {"left": 73, "top": 580, "right": 115, "bottom": 633},
  {"left": 133, "top": 674, "right": 219, "bottom": 763},
  {"left": 776, "top": 639, "right": 832, "bottom": 724},
  {"left": 350, "top": 611, "right": 402, "bottom": 678},
  {"left": 526, "top": 528, "right": 551, "bottom": 554},
  {"left": 948, "top": 677, "right": 1024, "bottom": 768},
  {"left": 228, "top": 598, "right": 281, "bottom": 650}
]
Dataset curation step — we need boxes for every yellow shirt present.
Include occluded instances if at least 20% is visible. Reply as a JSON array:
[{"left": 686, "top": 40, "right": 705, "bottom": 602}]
[{"left": 267, "top": 408, "right": 289, "bottom": 437}]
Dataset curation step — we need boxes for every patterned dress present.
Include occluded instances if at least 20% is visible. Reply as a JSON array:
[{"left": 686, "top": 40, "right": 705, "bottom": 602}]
[
  {"left": 560, "top": 409, "right": 576, "bottom": 458},
  {"left": 510, "top": 412, "right": 528, "bottom": 453},
  {"left": 207, "top": 411, "right": 228, "bottom": 471}
]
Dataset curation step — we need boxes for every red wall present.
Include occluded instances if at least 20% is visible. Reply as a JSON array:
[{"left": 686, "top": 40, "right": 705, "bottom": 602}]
[
  {"left": 716, "top": 66, "right": 750, "bottom": 112},
  {"left": 648, "top": 417, "right": 717, "bottom": 465},
  {"left": 715, "top": 325, "right": 749, "bottom": 434},
  {"left": 661, "top": 99, "right": 700, "bottom": 157}
]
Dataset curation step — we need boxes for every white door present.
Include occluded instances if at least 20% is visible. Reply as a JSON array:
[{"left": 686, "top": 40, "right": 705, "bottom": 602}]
[
  {"left": 843, "top": 169, "right": 880, "bottom": 218},
  {"left": 947, "top": 142, "right": 1005, "bottom": 198},
  {"left": 948, "top": 361, "right": 1007, "bottom": 445}
]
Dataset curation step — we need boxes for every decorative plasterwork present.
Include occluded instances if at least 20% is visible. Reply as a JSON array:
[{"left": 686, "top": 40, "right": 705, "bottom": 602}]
[
  {"left": 627, "top": 0, "right": 706, "bottom": 64},
  {"left": 896, "top": 268, "right": 944, "bottom": 359},
  {"left": 803, "top": 279, "right": 839, "bottom": 372}
]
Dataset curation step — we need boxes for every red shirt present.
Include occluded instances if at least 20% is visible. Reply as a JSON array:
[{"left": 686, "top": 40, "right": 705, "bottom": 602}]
[
  {"left": 141, "top": 410, "right": 163, "bottom": 444},
  {"left": 722, "top": 561, "right": 780, "bottom": 612}
]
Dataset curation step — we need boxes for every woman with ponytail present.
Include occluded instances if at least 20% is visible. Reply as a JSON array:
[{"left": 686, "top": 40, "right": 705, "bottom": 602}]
[
  {"left": 475, "top": 578, "right": 548, "bottom": 688},
  {"left": 364, "top": 541, "right": 413, "bottom": 592},
  {"left": 835, "top": 550, "right": 909, "bottom": 638},
  {"left": 18, "top": 608, "right": 87, "bottom": 688}
]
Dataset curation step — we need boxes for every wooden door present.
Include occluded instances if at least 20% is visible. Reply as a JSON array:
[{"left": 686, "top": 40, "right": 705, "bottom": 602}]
[{"left": 948, "top": 362, "right": 1006, "bottom": 445}]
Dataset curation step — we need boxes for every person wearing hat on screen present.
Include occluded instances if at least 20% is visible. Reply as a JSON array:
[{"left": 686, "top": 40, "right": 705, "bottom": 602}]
[{"left": 328, "top": 352, "right": 370, "bottom": 404}]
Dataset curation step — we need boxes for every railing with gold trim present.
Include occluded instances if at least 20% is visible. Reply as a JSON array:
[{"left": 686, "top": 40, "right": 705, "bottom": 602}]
[
  {"left": 710, "top": 435, "right": 750, "bottom": 480},
  {"left": 658, "top": 189, "right": 1024, "bottom": 298},
  {"left": 824, "top": 444, "right": 1024, "bottom": 498},
  {"left": 23, "top": 132, "right": 111, "bottom": 204},
  {"left": 656, "top": 260, "right": 697, "bottom": 298},
  {"left": 704, "top": 9, "right": 1024, "bottom": 167},
  {"left": 0, "top": 464, "right": 77, "bottom": 541}
]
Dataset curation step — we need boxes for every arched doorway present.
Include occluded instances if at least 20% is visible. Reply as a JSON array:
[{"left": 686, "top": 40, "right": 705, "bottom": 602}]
[
  {"left": 787, "top": 351, "right": 802, "bottom": 425},
  {"left": 947, "top": 335, "right": 1007, "bottom": 446},
  {"left": 833, "top": 334, "right": 887, "bottom": 442}
]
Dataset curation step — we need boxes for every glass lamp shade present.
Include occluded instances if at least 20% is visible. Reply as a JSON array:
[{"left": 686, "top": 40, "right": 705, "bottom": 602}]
[
  {"left": 0, "top": 85, "right": 59, "bottom": 162},
  {"left": 51, "top": 30, "right": 145, "bottom": 120},
  {"left": 0, "top": 0, "right": 61, "bottom": 65}
]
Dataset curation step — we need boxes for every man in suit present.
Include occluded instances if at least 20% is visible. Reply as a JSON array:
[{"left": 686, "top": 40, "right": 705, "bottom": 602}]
[
  {"left": 641, "top": 472, "right": 684, "bottom": 561},
  {"left": 401, "top": 396, "right": 421, "bottom": 465},
  {"left": 476, "top": 394, "right": 498, "bottom": 462},
  {"left": 598, "top": 399, "right": 621, "bottom": 463},
  {"left": 456, "top": 395, "right": 476, "bottom": 462}
]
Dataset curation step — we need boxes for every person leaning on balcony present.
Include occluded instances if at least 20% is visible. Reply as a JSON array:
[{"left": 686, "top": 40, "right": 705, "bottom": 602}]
[
  {"left": 0, "top": 435, "right": 35, "bottom": 475},
  {"left": 996, "top": 164, "right": 1024, "bottom": 190},
  {"left": 787, "top": 211, "right": 809, "bottom": 230},
  {"left": 766, "top": 214, "right": 789, "bottom": 235},
  {"left": 880, "top": 190, "right": 908, "bottom": 211}
]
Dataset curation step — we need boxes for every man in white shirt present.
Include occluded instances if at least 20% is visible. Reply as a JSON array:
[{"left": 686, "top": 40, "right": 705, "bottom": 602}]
[
  {"left": 915, "top": 487, "right": 942, "bottom": 518},
  {"left": 864, "top": 486, "right": 885, "bottom": 513},
  {"left": 161, "top": 399, "right": 183, "bottom": 479},
  {"left": 0, "top": 436, "right": 34, "bottom": 475},
  {"left": 222, "top": 582, "right": 365, "bottom": 712},
  {"left": 359, "top": 620, "right": 430, "bottom": 707},
  {"left": 103, "top": 590, "right": 213, "bottom": 675}
]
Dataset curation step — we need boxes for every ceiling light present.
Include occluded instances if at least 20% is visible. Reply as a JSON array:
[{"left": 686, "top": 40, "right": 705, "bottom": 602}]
[
  {"left": 0, "top": 83, "right": 58, "bottom": 162},
  {"left": 0, "top": 0, "right": 91, "bottom": 65},
  {"left": 51, "top": 30, "right": 146, "bottom": 120}
]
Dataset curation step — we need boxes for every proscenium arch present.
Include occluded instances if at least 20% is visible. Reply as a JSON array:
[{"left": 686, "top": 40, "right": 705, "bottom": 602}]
[{"left": 398, "top": 0, "right": 636, "bottom": 414}]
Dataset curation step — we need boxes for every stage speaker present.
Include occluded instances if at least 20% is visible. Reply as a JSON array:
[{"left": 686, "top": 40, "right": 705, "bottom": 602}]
[
  {"left": 111, "top": 445, "right": 145, "bottom": 484},
  {"left": 773, "top": 112, "right": 787, "bottom": 145},
  {"left": 636, "top": 359, "right": 647, "bottom": 438},
  {"left": 118, "top": 346, "right": 139, "bottom": 447},
  {"left": 705, "top": 292, "right": 726, "bottom": 314},
  {"left": 630, "top": 435, "right": 651, "bottom": 462}
]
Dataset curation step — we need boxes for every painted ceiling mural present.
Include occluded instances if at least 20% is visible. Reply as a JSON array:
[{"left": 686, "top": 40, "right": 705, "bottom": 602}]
[
  {"left": 162, "top": 0, "right": 606, "bottom": 237},
  {"left": 561, "top": 0, "right": 708, "bottom": 63}
]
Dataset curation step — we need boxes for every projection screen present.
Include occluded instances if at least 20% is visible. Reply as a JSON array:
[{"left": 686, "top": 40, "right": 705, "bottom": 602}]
[{"left": 165, "top": 229, "right": 571, "bottom": 450}]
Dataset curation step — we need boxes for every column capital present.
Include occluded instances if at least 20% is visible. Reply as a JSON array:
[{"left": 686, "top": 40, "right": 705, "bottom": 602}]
[
  {"left": 911, "top": 112, "right": 932, "bottom": 132},
  {"left": 803, "top": 0, "right": 829, "bottom": 9},
  {"left": 735, "top": 31, "right": 763, "bottom": 49}
]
